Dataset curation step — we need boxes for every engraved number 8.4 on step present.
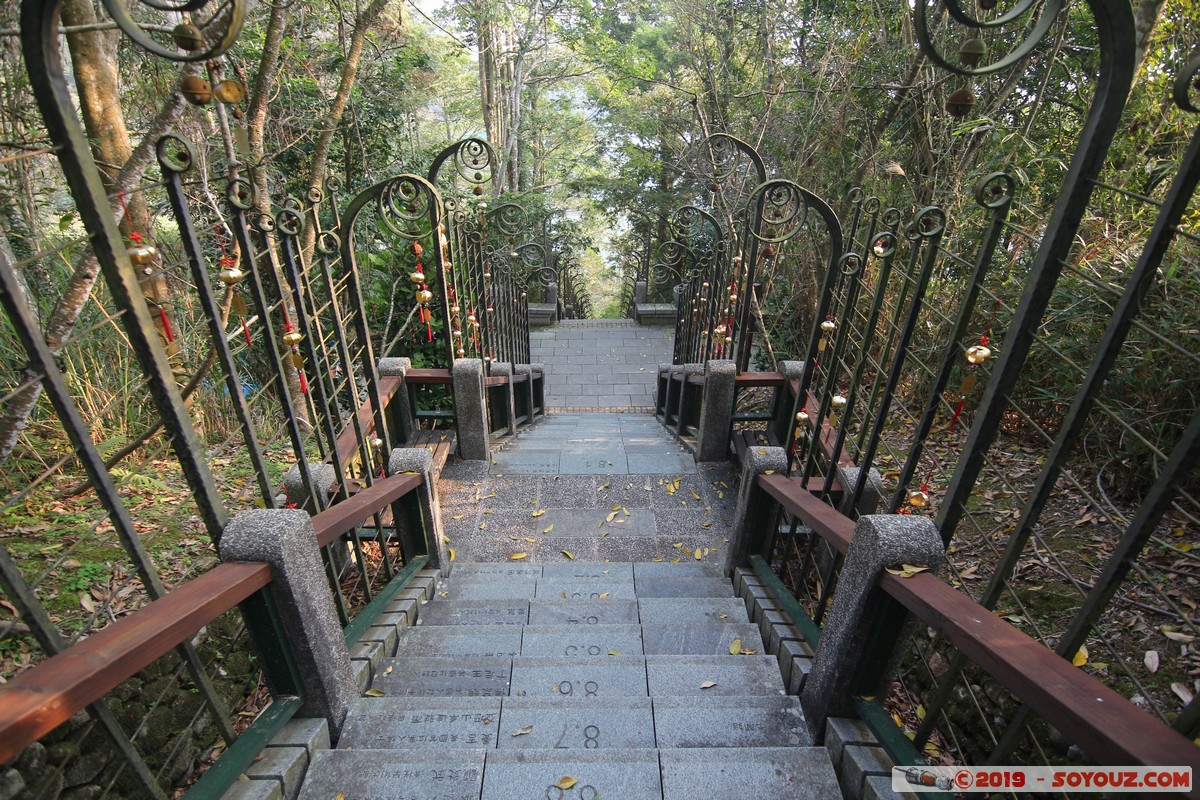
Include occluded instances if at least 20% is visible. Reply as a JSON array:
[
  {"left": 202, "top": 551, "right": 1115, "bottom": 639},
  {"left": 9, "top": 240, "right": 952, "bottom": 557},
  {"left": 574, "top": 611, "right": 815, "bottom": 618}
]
[{"left": 556, "top": 680, "right": 598, "bottom": 696}]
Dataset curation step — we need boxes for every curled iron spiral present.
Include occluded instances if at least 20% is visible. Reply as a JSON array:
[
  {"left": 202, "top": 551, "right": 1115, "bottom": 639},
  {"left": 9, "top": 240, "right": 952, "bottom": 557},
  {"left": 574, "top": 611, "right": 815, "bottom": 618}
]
[
  {"left": 749, "top": 179, "right": 809, "bottom": 243},
  {"left": 99, "top": 0, "right": 248, "bottom": 61},
  {"left": 914, "top": 0, "right": 1064, "bottom": 75},
  {"left": 377, "top": 176, "right": 439, "bottom": 240},
  {"left": 428, "top": 138, "right": 495, "bottom": 189},
  {"left": 155, "top": 133, "right": 195, "bottom": 174},
  {"left": 1173, "top": 54, "right": 1200, "bottom": 114}
]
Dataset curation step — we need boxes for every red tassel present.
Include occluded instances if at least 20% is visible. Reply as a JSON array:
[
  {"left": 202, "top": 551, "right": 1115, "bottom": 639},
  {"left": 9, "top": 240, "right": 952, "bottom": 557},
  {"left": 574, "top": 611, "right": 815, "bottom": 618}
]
[
  {"left": 242, "top": 319, "right": 252, "bottom": 346},
  {"left": 298, "top": 371, "right": 308, "bottom": 394},
  {"left": 158, "top": 307, "right": 174, "bottom": 342},
  {"left": 427, "top": 320, "right": 433, "bottom": 342},
  {"left": 950, "top": 399, "right": 964, "bottom": 432}
]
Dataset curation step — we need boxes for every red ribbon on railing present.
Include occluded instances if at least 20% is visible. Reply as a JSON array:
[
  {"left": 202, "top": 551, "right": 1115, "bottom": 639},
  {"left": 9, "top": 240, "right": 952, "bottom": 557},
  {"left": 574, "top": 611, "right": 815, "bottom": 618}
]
[{"left": 158, "top": 306, "right": 174, "bottom": 343}]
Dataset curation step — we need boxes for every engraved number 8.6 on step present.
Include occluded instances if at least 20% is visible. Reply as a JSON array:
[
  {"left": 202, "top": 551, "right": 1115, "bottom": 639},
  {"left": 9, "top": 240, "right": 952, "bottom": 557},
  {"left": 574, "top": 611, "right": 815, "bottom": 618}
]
[
  {"left": 556, "top": 680, "right": 598, "bottom": 696},
  {"left": 545, "top": 784, "right": 599, "bottom": 799}
]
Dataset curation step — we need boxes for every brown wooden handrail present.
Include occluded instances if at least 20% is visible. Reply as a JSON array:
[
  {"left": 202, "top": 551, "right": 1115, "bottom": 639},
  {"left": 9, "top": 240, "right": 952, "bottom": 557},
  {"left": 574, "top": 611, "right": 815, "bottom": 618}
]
[
  {"left": 756, "top": 473, "right": 1200, "bottom": 772},
  {"left": 311, "top": 471, "right": 423, "bottom": 548},
  {"left": 404, "top": 368, "right": 453, "bottom": 384},
  {"left": 332, "top": 375, "right": 403, "bottom": 467},
  {"left": 0, "top": 561, "right": 272, "bottom": 765}
]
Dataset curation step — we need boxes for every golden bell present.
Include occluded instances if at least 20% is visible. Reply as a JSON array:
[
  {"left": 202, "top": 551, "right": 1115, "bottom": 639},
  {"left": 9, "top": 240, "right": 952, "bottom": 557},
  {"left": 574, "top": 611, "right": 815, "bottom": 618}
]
[
  {"left": 831, "top": 394, "right": 847, "bottom": 410},
  {"left": 724, "top": 336, "right": 733, "bottom": 344},
  {"left": 457, "top": 348, "right": 466, "bottom": 356},
  {"left": 966, "top": 345, "right": 992, "bottom": 365},
  {"left": 411, "top": 241, "right": 424, "bottom": 256},
  {"left": 410, "top": 271, "right": 426, "bottom": 284},
  {"left": 451, "top": 305, "right": 460, "bottom": 313},
  {"left": 218, "top": 266, "right": 245, "bottom": 285},
  {"left": 416, "top": 289, "right": 433, "bottom": 303},
  {"left": 371, "top": 437, "right": 383, "bottom": 448},
  {"left": 180, "top": 75, "right": 212, "bottom": 105},
  {"left": 172, "top": 22, "right": 204, "bottom": 51},
  {"left": 907, "top": 489, "right": 930, "bottom": 508},
  {"left": 467, "top": 314, "right": 476, "bottom": 323},
  {"left": 213, "top": 79, "right": 246, "bottom": 104},
  {"left": 795, "top": 411, "right": 809, "bottom": 424},
  {"left": 127, "top": 241, "right": 158, "bottom": 266},
  {"left": 820, "top": 319, "right": 837, "bottom": 333},
  {"left": 282, "top": 331, "right": 303, "bottom": 346}
]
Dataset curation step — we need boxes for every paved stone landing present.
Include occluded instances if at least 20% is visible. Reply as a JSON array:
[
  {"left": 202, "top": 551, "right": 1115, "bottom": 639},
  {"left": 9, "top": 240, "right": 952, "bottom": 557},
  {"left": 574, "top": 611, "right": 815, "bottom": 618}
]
[
  {"left": 297, "top": 562, "right": 841, "bottom": 800},
  {"left": 437, "top": 413, "right": 737, "bottom": 563},
  {"left": 530, "top": 320, "right": 674, "bottom": 410}
]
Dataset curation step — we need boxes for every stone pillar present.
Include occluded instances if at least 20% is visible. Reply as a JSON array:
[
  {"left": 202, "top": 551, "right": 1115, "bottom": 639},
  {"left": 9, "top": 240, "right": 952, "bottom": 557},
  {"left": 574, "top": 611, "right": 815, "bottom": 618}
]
[
  {"left": 634, "top": 280, "right": 648, "bottom": 305},
  {"left": 282, "top": 462, "right": 336, "bottom": 512},
  {"left": 835, "top": 465, "right": 884, "bottom": 517},
  {"left": 451, "top": 358, "right": 488, "bottom": 460},
  {"left": 219, "top": 509, "right": 357, "bottom": 738},
  {"left": 514, "top": 363, "right": 539, "bottom": 421},
  {"left": 387, "top": 448, "right": 447, "bottom": 569},
  {"left": 544, "top": 282, "right": 559, "bottom": 308},
  {"left": 801, "top": 514, "right": 944, "bottom": 741},
  {"left": 488, "top": 361, "right": 517, "bottom": 436},
  {"left": 771, "top": 360, "right": 805, "bottom": 443},
  {"left": 725, "top": 445, "right": 788, "bottom": 575},
  {"left": 696, "top": 359, "right": 736, "bottom": 462},
  {"left": 378, "top": 356, "right": 415, "bottom": 445},
  {"left": 674, "top": 362, "right": 704, "bottom": 438}
]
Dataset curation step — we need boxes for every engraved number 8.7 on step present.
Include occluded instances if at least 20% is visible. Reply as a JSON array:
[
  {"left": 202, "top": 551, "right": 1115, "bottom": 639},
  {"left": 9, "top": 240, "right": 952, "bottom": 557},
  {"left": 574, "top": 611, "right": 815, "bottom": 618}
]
[
  {"left": 545, "top": 784, "right": 599, "bottom": 799},
  {"left": 556, "top": 680, "right": 598, "bottom": 696}
]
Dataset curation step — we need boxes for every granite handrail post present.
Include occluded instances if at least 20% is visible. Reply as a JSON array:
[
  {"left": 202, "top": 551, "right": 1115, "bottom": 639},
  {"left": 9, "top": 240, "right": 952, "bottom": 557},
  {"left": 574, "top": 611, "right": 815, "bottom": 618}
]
[
  {"left": 451, "top": 358, "right": 489, "bottom": 460},
  {"left": 800, "top": 514, "right": 944, "bottom": 742},
  {"left": 378, "top": 357, "right": 416, "bottom": 445},
  {"left": 770, "top": 360, "right": 804, "bottom": 444},
  {"left": 387, "top": 448, "right": 448, "bottom": 569},
  {"left": 219, "top": 509, "right": 358, "bottom": 739},
  {"left": 696, "top": 359, "right": 736, "bottom": 462},
  {"left": 488, "top": 361, "right": 517, "bottom": 437},
  {"left": 725, "top": 445, "right": 789, "bottom": 575}
]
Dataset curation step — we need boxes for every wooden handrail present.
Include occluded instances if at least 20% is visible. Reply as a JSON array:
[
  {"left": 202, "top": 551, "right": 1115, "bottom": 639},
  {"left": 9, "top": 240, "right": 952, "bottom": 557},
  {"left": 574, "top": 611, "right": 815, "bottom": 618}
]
[
  {"left": 404, "top": 368, "right": 453, "bottom": 384},
  {"left": 0, "top": 561, "right": 272, "bottom": 764},
  {"left": 735, "top": 371, "right": 785, "bottom": 387},
  {"left": 755, "top": 473, "right": 1200, "bottom": 773},
  {"left": 311, "top": 471, "right": 423, "bottom": 548},
  {"left": 332, "top": 375, "right": 403, "bottom": 467}
]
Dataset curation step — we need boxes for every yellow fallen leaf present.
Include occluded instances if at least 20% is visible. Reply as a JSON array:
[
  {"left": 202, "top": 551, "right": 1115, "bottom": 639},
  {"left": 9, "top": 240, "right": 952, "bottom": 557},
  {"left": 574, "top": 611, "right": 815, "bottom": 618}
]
[
  {"left": 555, "top": 777, "right": 578, "bottom": 791},
  {"left": 611, "top": 503, "right": 622, "bottom": 511},
  {"left": 608, "top": 650, "right": 621, "bottom": 656},
  {"left": 449, "top": 547, "right": 456, "bottom": 561},
  {"left": 671, "top": 557, "right": 681, "bottom": 562},
  {"left": 700, "top": 680, "right": 717, "bottom": 689},
  {"left": 532, "top": 509, "right": 546, "bottom": 517},
  {"left": 484, "top": 508, "right": 493, "bottom": 514},
  {"left": 717, "top": 491, "right": 724, "bottom": 500},
  {"left": 673, "top": 542, "right": 684, "bottom": 549},
  {"left": 884, "top": 563, "right": 929, "bottom": 578},
  {"left": 691, "top": 491, "right": 701, "bottom": 500},
  {"left": 524, "top": 537, "right": 537, "bottom": 543},
  {"left": 652, "top": 557, "right": 664, "bottom": 562},
  {"left": 543, "top": 524, "right": 554, "bottom": 534},
  {"left": 598, "top": 521, "right": 604, "bottom": 528},
  {"left": 336, "top": 793, "right": 344, "bottom": 800},
  {"left": 598, "top": 592, "right": 610, "bottom": 599},
  {"left": 740, "top": 648, "right": 758, "bottom": 655},
  {"left": 718, "top": 613, "right": 728, "bottom": 619},
  {"left": 764, "top": 469, "right": 775, "bottom": 475},
  {"left": 613, "top": 518, "right": 625, "bottom": 524},
  {"left": 607, "top": 511, "right": 618, "bottom": 522},
  {"left": 512, "top": 725, "right": 534, "bottom": 737},
  {"left": 622, "top": 506, "right": 630, "bottom": 516},
  {"left": 729, "top": 638, "right": 742, "bottom": 655},
  {"left": 916, "top": 704, "right": 926, "bottom": 720},
  {"left": 443, "top": 534, "right": 452, "bottom": 544},
  {"left": 597, "top": 483, "right": 610, "bottom": 491},
  {"left": 1072, "top": 645, "right": 1089, "bottom": 667},
  {"left": 561, "top": 550, "right": 575, "bottom": 560},
  {"left": 364, "top": 688, "right": 385, "bottom": 697},
  {"left": 694, "top": 548, "right": 703, "bottom": 560},
  {"left": 510, "top": 552, "right": 527, "bottom": 560},
  {"left": 385, "top": 665, "right": 393, "bottom": 674},
  {"left": 452, "top": 514, "right": 464, "bottom": 520},
  {"left": 480, "top": 522, "right": 487, "bottom": 529}
]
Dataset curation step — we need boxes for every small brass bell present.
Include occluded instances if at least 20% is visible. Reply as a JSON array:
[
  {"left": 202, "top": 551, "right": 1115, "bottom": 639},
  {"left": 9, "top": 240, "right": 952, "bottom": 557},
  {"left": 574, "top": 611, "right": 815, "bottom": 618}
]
[
  {"left": 966, "top": 344, "right": 992, "bottom": 365},
  {"left": 126, "top": 237, "right": 158, "bottom": 267},
  {"left": 484, "top": 271, "right": 492, "bottom": 279},
  {"left": 959, "top": 38, "right": 987, "bottom": 69},
  {"left": 796, "top": 410, "right": 809, "bottom": 424},
  {"left": 416, "top": 289, "right": 433, "bottom": 303},
  {"left": 410, "top": 271, "right": 426, "bottom": 284},
  {"left": 820, "top": 319, "right": 837, "bottom": 333},
  {"left": 410, "top": 241, "right": 424, "bottom": 256},
  {"left": 172, "top": 22, "right": 204, "bottom": 51},
  {"left": 282, "top": 331, "right": 303, "bottom": 346},
  {"left": 946, "top": 87, "right": 976, "bottom": 118},
  {"left": 213, "top": 79, "right": 246, "bottom": 104},
  {"left": 467, "top": 313, "right": 477, "bottom": 323},
  {"left": 218, "top": 266, "right": 245, "bottom": 285},
  {"left": 907, "top": 489, "right": 930, "bottom": 508},
  {"left": 180, "top": 75, "right": 212, "bottom": 105},
  {"left": 831, "top": 395, "right": 847, "bottom": 410},
  {"left": 457, "top": 347, "right": 466, "bottom": 356},
  {"left": 372, "top": 437, "right": 383, "bottom": 448}
]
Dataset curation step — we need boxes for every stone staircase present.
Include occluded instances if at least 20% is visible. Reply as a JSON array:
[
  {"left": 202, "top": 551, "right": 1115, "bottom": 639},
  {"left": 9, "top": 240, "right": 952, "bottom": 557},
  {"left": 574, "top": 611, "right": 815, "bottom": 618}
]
[{"left": 296, "top": 560, "right": 840, "bottom": 799}]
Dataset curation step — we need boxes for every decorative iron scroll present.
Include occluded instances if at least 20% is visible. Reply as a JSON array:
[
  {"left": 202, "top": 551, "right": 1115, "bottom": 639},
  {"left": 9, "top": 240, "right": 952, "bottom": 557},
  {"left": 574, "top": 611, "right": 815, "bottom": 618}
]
[{"left": 98, "top": 0, "right": 248, "bottom": 61}]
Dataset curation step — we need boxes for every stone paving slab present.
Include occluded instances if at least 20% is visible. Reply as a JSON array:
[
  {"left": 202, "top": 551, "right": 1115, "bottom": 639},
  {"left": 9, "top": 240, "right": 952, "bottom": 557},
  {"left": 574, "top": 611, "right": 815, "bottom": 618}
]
[
  {"left": 395, "top": 625, "right": 523, "bottom": 658},
  {"left": 637, "top": 597, "right": 750, "bottom": 625},
  {"left": 416, "top": 600, "right": 530, "bottom": 626},
  {"left": 632, "top": 577, "right": 736, "bottom": 598},
  {"left": 338, "top": 697, "right": 502, "bottom": 749},
  {"left": 645, "top": 655, "right": 786, "bottom": 696},
  {"left": 652, "top": 696, "right": 810, "bottom": 748},
  {"left": 520, "top": 624, "right": 645, "bottom": 657},
  {"left": 527, "top": 599, "right": 641, "bottom": 625},
  {"left": 497, "top": 697, "right": 655, "bottom": 750},
  {"left": 633, "top": 562, "right": 722, "bottom": 579},
  {"left": 659, "top": 747, "right": 840, "bottom": 800},
  {"left": 436, "top": 579, "right": 539, "bottom": 600},
  {"left": 640, "top": 623, "right": 763, "bottom": 655},
  {"left": 372, "top": 657, "right": 512, "bottom": 697},
  {"left": 481, "top": 749, "right": 663, "bottom": 800},
  {"left": 509, "top": 656, "right": 649, "bottom": 698},
  {"left": 296, "top": 749, "right": 487, "bottom": 800},
  {"left": 540, "top": 562, "right": 634, "bottom": 580},
  {"left": 533, "top": 580, "right": 638, "bottom": 600},
  {"left": 447, "top": 563, "right": 543, "bottom": 579}
]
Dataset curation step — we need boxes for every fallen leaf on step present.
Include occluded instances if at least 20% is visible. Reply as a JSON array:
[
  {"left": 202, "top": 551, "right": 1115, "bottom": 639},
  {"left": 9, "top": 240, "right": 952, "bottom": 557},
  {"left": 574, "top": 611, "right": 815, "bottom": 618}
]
[
  {"left": 555, "top": 777, "right": 578, "bottom": 791},
  {"left": 884, "top": 563, "right": 929, "bottom": 578},
  {"left": 606, "top": 511, "right": 618, "bottom": 522},
  {"left": 443, "top": 535, "right": 451, "bottom": 544},
  {"left": 1072, "top": 645, "right": 1089, "bottom": 668},
  {"left": 729, "top": 638, "right": 742, "bottom": 655},
  {"left": 524, "top": 537, "right": 537, "bottom": 543},
  {"left": 479, "top": 522, "right": 487, "bottom": 529},
  {"left": 622, "top": 506, "right": 630, "bottom": 516},
  {"left": 719, "top": 614, "right": 728, "bottom": 619},
  {"left": 512, "top": 725, "right": 534, "bottom": 737},
  {"left": 700, "top": 521, "right": 712, "bottom": 528},
  {"left": 611, "top": 503, "right": 622, "bottom": 511},
  {"left": 336, "top": 793, "right": 344, "bottom": 800},
  {"left": 449, "top": 547, "right": 456, "bottom": 561},
  {"left": 597, "top": 483, "right": 610, "bottom": 491},
  {"left": 691, "top": 491, "right": 701, "bottom": 500},
  {"left": 652, "top": 557, "right": 664, "bottom": 562},
  {"left": 543, "top": 524, "right": 554, "bottom": 534},
  {"left": 613, "top": 518, "right": 625, "bottom": 524},
  {"left": 385, "top": 665, "right": 393, "bottom": 674},
  {"left": 510, "top": 552, "right": 527, "bottom": 560},
  {"left": 363, "top": 688, "right": 385, "bottom": 697},
  {"left": 1145, "top": 650, "right": 1159, "bottom": 673},
  {"left": 700, "top": 681, "right": 718, "bottom": 689},
  {"left": 740, "top": 648, "right": 758, "bottom": 655},
  {"left": 671, "top": 557, "right": 681, "bottom": 562},
  {"left": 532, "top": 509, "right": 546, "bottom": 518},
  {"left": 673, "top": 542, "right": 683, "bottom": 548},
  {"left": 608, "top": 650, "right": 621, "bottom": 656},
  {"left": 599, "top": 592, "right": 610, "bottom": 599},
  {"left": 561, "top": 550, "right": 575, "bottom": 560},
  {"left": 452, "top": 514, "right": 464, "bottom": 520}
]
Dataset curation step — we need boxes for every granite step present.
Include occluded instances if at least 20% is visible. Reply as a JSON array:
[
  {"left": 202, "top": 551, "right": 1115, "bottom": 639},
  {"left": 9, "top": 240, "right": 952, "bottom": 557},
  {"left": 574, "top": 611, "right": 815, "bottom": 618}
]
[
  {"left": 651, "top": 695, "right": 810, "bottom": 747},
  {"left": 660, "top": 746, "right": 841, "bottom": 799},
  {"left": 632, "top": 561, "right": 723, "bottom": 579},
  {"left": 496, "top": 697, "right": 656, "bottom": 750},
  {"left": 637, "top": 597, "right": 750, "bottom": 625},
  {"left": 630, "top": 576, "right": 735, "bottom": 598},
  {"left": 480, "top": 749, "right": 662, "bottom": 800},
  {"left": 395, "top": 625, "right": 523, "bottom": 658},
  {"left": 527, "top": 598, "right": 641, "bottom": 625},
  {"left": 339, "top": 696, "right": 501, "bottom": 749},
  {"left": 640, "top": 623, "right": 764, "bottom": 655},
  {"left": 295, "top": 749, "right": 486, "bottom": 800},
  {"left": 371, "top": 656, "right": 512, "bottom": 697},
  {"left": 415, "top": 599, "right": 530, "bottom": 626},
  {"left": 509, "top": 655, "right": 649, "bottom": 698},
  {"left": 519, "top": 623, "right": 645, "bottom": 657},
  {"left": 645, "top": 655, "right": 787, "bottom": 696}
]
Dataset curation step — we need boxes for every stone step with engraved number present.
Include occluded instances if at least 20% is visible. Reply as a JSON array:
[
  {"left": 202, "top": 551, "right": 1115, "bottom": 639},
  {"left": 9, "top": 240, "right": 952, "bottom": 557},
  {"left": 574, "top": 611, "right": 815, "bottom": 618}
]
[
  {"left": 632, "top": 561, "right": 723, "bottom": 579},
  {"left": 338, "top": 697, "right": 502, "bottom": 750},
  {"left": 481, "top": 749, "right": 663, "bottom": 800},
  {"left": 533, "top": 580, "right": 638, "bottom": 600},
  {"left": 637, "top": 597, "right": 750, "bottom": 625},
  {"left": 660, "top": 747, "right": 841, "bottom": 800},
  {"left": 394, "top": 625, "right": 523, "bottom": 658},
  {"left": 446, "top": 563, "right": 544, "bottom": 580},
  {"left": 640, "top": 623, "right": 764, "bottom": 655},
  {"left": 496, "top": 697, "right": 655, "bottom": 750},
  {"left": 370, "top": 656, "right": 513, "bottom": 698},
  {"left": 436, "top": 578, "right": 539, "bottom": 600},
  {"left": 539, "top": 562, "right": 635, "bottom": 581},
  {"left": 415, "top": 599, "right": 530, "bottom": 626},
  {"left": 508, "top": 655, "right": 649, "bottom": 698},
  {"left": 527, "top": 598, "right": 641, "bottom": 625},
  {"left": 646, "top": 655, "right": 787, "bottom": 696},
  {"left": 520, "top": 624, "right": 645, "bottom": 657},
  {"left": 295, "top": 749, "right": 486, "bottom": 800},
  {"left": 652, "top": 696, "right": 811, "bottom": 748}
]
